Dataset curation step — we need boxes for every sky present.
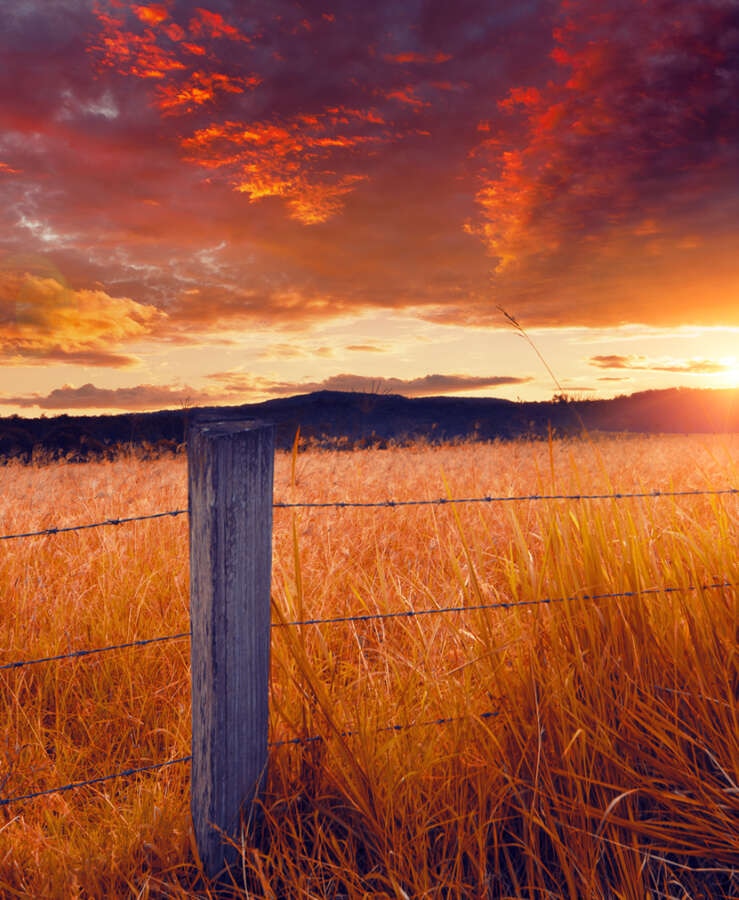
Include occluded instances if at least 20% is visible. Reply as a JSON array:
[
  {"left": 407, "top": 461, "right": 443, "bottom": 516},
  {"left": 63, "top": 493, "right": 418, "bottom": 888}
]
[{"left": 1, "top": 0, "right": 738, "bottom": 417}]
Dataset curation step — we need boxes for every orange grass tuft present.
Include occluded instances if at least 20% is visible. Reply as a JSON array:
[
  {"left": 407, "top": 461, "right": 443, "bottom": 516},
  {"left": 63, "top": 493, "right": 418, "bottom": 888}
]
[{"left": 0, "top": 436, "right": 737, "bottom": 897}]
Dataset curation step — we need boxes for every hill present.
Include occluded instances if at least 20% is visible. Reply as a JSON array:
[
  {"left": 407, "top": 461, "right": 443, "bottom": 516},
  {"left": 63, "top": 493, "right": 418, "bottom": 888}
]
[{"left": 1, "top": 387, "right": 738, "bottom": 462}]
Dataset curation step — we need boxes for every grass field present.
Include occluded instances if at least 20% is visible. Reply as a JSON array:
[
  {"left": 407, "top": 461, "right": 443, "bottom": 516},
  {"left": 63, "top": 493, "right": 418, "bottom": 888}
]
[{"left": 1, "top": 434, "right": 737, "bottom": 898}]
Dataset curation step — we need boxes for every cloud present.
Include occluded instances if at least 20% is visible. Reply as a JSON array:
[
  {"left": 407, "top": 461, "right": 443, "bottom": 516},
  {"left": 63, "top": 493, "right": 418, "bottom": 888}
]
[
  {"left": 384, "top": 51, "right": 452, "bottom": 65},
  {"left": 255, "top": 342, "right": 335, "bottom": 360},
  {"left": 0, "top": 1, "right": 533, "bottom": 344},
  {"left": 588, "top": 354, "right": 730, "bottom": 375},
  {"left": 0, "top": 0, "right": 736, "bottom": 372},
  {"left": 0, "top": 268, "right": 166, "bottom": 365},
  {"left": 87, "top": 1, "right": 464, "bottom": 224},
  {"left": 208, "top": 370, "right": 531, "bottom": 398},
  {"left": 2, "top": 371, "right": 530, "bottom": 413},
  {"left": 468, "top": 0, "right": 739, "bottom": 326},
  {"left": 345, "top": 343, "right": 386, "bottom": 353},
  {"left": 3, "top": 382, "right": 211, "bottom": 411}
]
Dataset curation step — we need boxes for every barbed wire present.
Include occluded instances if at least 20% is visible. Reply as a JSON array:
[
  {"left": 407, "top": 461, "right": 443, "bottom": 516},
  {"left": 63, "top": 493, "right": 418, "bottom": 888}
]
[
  {"left": 1, "top": 486, "right": 736, "bottom": 542},
  {"left": 274, "top": 487, "right": 739, "bottom": 510},
  {"left": 2, "top": 583, "right": 734, "bottom": 673},
  {"left": 1, "top": 482, "right": 735, "bottom": 810},
  {"left": 4, "top": 676, "right": 730, "bottom": 808},
  {"left": 0, "top": 509, "right": 188, "bottom": 542},
  {"left": 0, "top": 757, "right": 192, "bottom": 808},
  {"left": 0, "top": 710, "right": 500, "bottom": 807},
  {"left": 269, "top": 709, "right": 500, "bottom": 747},
  {"left": 0, "top": 632, "right": 190, "bottom": 672},
  {"left": 273, "top": 581, "right": 735, "bottom": 629},
  {"left": 4, "top": 673, "right": 734, "bottom": 808}
]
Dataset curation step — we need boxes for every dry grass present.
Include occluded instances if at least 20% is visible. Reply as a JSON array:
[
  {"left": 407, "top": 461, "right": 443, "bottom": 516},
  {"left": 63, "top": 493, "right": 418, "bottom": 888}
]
[{"left": 0, "top": 434, "right": 737, "bottom": 897}]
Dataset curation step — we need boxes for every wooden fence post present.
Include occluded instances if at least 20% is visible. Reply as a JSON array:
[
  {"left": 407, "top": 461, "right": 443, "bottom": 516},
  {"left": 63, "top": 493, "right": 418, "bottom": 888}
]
[{"left": 188, "top": 418, "right": 275, "bottom": 880}]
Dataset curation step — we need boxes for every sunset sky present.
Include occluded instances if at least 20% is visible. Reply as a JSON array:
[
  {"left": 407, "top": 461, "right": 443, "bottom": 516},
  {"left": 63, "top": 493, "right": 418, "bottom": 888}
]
[{"left": 1, "top": 0, "right": 738, "bottom": 417}]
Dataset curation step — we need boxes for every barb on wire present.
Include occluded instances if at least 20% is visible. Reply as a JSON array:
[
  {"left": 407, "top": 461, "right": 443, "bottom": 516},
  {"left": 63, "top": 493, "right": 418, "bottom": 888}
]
[
  {"left": 271, "top": 709, "right": 500, "bottom": 748},
  {"left": 273, "top": 581, "right": 735, "bottom": 629},
  {"left": 0, "top": 632, "right": 190, "bottom": 672},
  {"left": 0, "top": 508, "right": 188, "bottom": 542},
  {"left": 0, "top": 756, "right": 192, "bottom": 808}
]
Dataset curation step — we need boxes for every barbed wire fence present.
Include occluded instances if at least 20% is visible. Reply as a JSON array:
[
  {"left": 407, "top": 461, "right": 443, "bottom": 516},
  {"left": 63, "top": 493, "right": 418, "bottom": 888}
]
[
  {"left": 1, "top": 487, "right": 737, "bottom": 808},
  {"left": 1, "top": 424, "right": 736, "bottom": 873}
]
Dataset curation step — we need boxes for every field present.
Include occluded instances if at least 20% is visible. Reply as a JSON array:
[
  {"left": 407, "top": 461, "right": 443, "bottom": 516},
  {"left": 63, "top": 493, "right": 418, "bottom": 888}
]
[{"left": 1, "top": 434, "right": 737, "bottom": 898}]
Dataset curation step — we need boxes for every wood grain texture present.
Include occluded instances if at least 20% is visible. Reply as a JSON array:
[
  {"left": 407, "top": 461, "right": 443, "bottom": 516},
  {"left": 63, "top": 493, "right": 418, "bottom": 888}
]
[{"left": 188, "top": 419, "right": 274, "bottom": 879}]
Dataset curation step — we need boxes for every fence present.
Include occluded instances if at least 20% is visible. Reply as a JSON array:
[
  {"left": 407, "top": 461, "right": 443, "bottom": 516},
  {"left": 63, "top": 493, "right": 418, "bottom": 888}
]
[{"left": 1, "top": 420, "right": 737, "bottom": 881}]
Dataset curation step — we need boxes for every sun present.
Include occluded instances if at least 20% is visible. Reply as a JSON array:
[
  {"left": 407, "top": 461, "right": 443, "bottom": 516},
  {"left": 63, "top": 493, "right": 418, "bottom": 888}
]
[{"left": 720, "top": 358, "right": 739, "bottom": 388}]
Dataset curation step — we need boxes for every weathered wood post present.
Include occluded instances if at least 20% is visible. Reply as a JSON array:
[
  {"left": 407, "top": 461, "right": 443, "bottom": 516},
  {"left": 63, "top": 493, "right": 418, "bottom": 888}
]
[{"left": 188, "top": 418, "right": 274, "bottom": 880}]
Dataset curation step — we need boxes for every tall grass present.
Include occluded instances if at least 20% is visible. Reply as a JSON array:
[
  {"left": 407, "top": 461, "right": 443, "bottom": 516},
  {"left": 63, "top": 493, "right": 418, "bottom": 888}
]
[{"left": 0, "top": 435, "right": 737, "bottom": 897}]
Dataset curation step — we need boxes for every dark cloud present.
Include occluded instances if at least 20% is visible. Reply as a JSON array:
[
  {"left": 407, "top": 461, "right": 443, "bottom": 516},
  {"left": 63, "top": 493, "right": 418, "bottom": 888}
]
[
  {"left": 208, "top": 371, "right": 531, "bottom": 398},
  {"left": 4, "top": 382, "right": 210, "bottom": 411}
]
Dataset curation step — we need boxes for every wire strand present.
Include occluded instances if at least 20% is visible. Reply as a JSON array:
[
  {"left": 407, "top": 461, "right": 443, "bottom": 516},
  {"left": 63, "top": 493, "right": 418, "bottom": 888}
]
[
  {"left": 1, "top": 486, "right": 736, "bottom": 541},
  {"left": 0, "top": 509, "right": 188, "bottom": 541},
  {"left": 272, "top": 580, "right": 735, "bottom": 629},
  {"left": 269, "top": 709, "right": 500, "bottom": 747},
  {"left": 0, "top": 632, "right": 190, "bottom": 672},
  {"left": 0, "top": 757, "right": 192, "bottom": 808},
  {"left": 273, "top": 487, "right": 739, "bottom": 510},
  {"left": 3, "top": 585, "right": 733, "bottom": 671},
  {"left": 0, "top": 711, "right": 501, "bottom": 806}
]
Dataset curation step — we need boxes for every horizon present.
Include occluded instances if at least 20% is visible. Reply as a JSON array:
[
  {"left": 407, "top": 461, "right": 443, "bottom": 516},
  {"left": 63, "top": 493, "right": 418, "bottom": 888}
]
[
  {"left": 1, "top": 1, "right": 738, "bottom": 417},
  {"left": 3, "top": 383, "right": 738, "bottom": 425}
]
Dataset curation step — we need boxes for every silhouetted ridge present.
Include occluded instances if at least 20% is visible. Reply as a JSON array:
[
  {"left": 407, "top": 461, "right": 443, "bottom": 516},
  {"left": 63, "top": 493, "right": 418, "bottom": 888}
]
[{"left": 1, "top": 387, "right": 737, "bottom": 461}]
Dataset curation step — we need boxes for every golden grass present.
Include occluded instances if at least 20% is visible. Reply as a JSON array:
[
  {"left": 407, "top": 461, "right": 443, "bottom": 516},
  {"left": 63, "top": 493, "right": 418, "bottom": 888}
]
[{"left": 0, "top": 434, "right": 737, "bottom": 897}]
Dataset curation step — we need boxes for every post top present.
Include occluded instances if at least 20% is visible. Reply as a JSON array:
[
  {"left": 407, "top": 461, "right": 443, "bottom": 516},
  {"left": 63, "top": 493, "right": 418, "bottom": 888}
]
[{"left": 189, "top": 417, "right": 273, "bottom": 437}]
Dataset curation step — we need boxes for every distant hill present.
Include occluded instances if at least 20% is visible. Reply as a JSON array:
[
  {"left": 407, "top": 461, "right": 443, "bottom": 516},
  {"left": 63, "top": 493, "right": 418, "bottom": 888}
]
[{"left": 1, "top": 387, "right": 738, "bottom": 462}]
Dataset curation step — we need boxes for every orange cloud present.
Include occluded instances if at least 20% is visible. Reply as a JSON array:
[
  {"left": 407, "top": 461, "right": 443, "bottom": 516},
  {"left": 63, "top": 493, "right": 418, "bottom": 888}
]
[
  {"left": 589, "top": 355, "right": 730, "bottom": 375},
  {"left": 0, "top": 271, "right": 165, "bottom": 366},
  {"left": 132, "top": 4, "right": 169, "bottom": 26},
  {"left": 91, "top": 2, "right": 252, "bottom": 83},
  {"left": 182, "top": 109, "right": 386, "bottom": 223},
  {"left": 346, "top": 344, "right": 386, "bottom": 353},
  {"left": 497, "top": 86, "right": 542, "bottom": 112},
  {"left": 156, "top": 70, "right": 261, "bottom": 113},
  {"left": 90, "top": 3, "right": 396, "bottom": 222}
]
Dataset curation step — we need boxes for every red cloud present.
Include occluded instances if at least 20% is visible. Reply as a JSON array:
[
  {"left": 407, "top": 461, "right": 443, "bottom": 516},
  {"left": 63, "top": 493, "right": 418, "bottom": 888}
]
[
  {"left": 385, "top": 51, "right": 452, "bottom": 64},
  {"left": 181, "top": 109, "right": 388, "bottom": 223},
  {"left": 156, "top": 70, "right": 261, "bottom": 114},
  {"left": 188, "top": 7, "right": 251, "bottom": 42},
  {"left": 92, "top": 6, "right": 186, "bottom": 78},
  {"left": 468, "top": 0, "right": 739, "bottom": 325}
]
